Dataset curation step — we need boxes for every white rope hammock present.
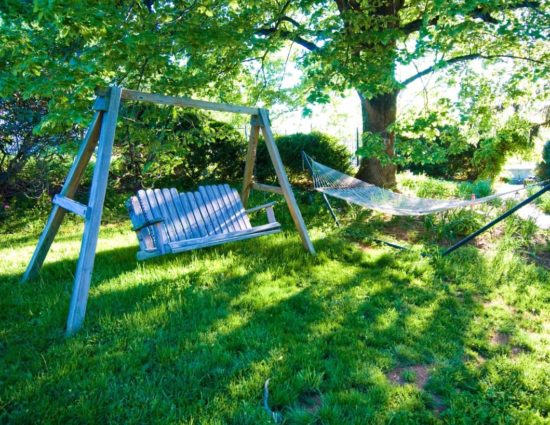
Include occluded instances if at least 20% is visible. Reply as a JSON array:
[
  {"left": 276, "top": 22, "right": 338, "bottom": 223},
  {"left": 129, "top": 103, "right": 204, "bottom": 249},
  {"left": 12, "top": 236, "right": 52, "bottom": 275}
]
[{"left": 305, "top": 154, "right": 531, "bottom": 216}]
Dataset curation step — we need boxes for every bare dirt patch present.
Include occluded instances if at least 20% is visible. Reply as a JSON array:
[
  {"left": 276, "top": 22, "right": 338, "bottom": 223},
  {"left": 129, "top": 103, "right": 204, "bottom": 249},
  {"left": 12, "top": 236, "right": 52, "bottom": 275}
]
[
  {"left": 526, "top": 251, "right": 550, "bottom": 269},
  {"left": 491, "top": 331, "right": 510, "bottom": 346},
  {"left": 483, "top": 297, "right": 516, "bottom": 314},
  {"left": 386, "top": 364, "right": 431, "bottom": 389},
  {"left": 511, "top": 346, "right": 525, "bottom": 357},
  {"left": 381, "top": 218, "right": 424, "bottom": 244},
  {"left": 476, "top": 355, "right": 487, "bottom": 366},
  {"left": 357, "top": 243, "right": 380, "bottom": 254},
  {"left": 464, "top": 352, "right": 487, "bottom": 366},
  {"left": 387, "top": 364, "right": 448, "bottom": 414},
  {"left": 298, "top": 391, "right": 323, "bottom": 414}
]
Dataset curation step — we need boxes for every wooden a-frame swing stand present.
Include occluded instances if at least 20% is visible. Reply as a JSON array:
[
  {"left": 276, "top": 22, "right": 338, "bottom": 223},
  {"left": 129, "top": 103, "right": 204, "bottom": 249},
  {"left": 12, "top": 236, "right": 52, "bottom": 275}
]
[{"left": 21, "top": 85, "right": 315, "bottom": 336}]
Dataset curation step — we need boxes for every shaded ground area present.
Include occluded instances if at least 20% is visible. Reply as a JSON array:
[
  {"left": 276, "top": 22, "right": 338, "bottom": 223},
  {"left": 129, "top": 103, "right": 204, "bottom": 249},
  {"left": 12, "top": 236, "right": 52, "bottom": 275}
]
[
  {"left": 386, "top": 364, "right": 431, "bottom": 389},
  {"left": 1, "top": 196, "right": 549, "bottom": 424}
]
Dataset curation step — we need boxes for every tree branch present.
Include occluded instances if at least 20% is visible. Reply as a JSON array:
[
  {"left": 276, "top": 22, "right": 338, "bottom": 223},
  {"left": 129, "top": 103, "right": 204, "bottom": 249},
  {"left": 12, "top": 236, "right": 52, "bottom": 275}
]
[
  {"left": 254, "top": 2, "right": 320, "bottom": 52},
  {"left": 400, "top": 54, "right": 544, "bottom": 86},
  {"left": 401, "top": 1, "right": 542, "bottom": 35},
  {"left": 401, "top": 17, "right": 437, "bottom": 34},
  {"left": 255, "top": 28, "right": 319, "bottom": 51},
  {"left": 280, "top": 16, "right": 301, "bottom": 28}
]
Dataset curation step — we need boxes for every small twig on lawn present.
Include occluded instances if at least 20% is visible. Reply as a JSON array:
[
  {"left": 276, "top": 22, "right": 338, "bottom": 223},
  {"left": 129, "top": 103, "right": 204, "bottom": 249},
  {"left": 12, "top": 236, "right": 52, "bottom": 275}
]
[
  {"left": 263, "top": 379, "right": 282, "bottom": 423},
  {"left": 40, "top": 353, "right": 49, "bottom": 373}
]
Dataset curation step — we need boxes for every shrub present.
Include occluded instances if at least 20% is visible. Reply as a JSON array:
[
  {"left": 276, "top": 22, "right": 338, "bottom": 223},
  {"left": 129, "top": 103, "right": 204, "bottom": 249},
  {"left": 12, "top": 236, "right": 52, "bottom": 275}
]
[
  {"left": 255, "top": 132, "right": 352, "bottom": 185},
  {"left": 402, "top": 144, "right": 476, "bottom": 180},
  {"left": 415, "top": 179, "right": 456, "bottom": 199},
  {"left": 396, "top": 113, "right": 534, "bottom": 181},
  {"left": 399, "top": 172, "right": 456, "bottom": 199},
  {"left": 535, "top": 141, "right": 550, "bottom": 181},
  {"left": 457, "top": 180, "right": 493, "bottom": 199},
  {"left": 536, "top": 193, "right": 550, "bottom": 214},
  {"left": 396, "top": 125, "right": 477, "bottom": 180},
  {"left": 527, "top": 184, "right": 550, "bottom": 215},
  {"left": 0, "top": 95, "right": 80, "bottom": 203},
  {"left": 472, "top": 116, "right": 533, "bottom": 180},
  {"left": 502, "top": 207, "right": 539, "bottom": 246},
  {"left": 113, "top": 105, "right": 246, "bottom": 191},
  {"left": 424, "top": 209, "right": 484, "bottom": 240},
  {"left": 166, "top": 115, "right": 246, "bottom": 188}
]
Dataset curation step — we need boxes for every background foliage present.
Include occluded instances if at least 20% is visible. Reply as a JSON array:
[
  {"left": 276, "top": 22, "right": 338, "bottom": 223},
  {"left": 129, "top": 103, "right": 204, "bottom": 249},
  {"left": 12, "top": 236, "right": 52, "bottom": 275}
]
[
  {"left": 394, "top": 112, "right": 534, "bottom": 181},
  {"left": 0, "top": 95, "right": 81, "bottom": 202},
  {"left": 256, "top": 131, "right": 352, "bottom": 184},
  {"left": 112, "top": 104, "right": 247, "bottom": 191},
  {"left": 536, "top": 140, "right": 550, "bottom": 181}
]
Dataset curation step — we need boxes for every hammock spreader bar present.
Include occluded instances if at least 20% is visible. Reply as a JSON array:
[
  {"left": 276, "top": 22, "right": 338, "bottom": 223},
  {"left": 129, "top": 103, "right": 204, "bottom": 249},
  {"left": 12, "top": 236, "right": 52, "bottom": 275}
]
[{"left": 302, "top": 151, "right": 550, "bottom": 256}]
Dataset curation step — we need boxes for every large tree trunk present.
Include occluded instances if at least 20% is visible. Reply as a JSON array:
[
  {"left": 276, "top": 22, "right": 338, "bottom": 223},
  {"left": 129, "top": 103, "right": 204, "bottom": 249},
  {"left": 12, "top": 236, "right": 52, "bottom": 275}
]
[{"left": 356, "top": 91, "right": 398, "bottom": 188}]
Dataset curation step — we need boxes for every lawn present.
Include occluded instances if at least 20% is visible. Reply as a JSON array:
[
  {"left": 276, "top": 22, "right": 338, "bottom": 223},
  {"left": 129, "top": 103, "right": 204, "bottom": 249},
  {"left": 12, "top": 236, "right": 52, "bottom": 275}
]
[{"left": 1, "top": 187, "right": 549, "bottom": 424}]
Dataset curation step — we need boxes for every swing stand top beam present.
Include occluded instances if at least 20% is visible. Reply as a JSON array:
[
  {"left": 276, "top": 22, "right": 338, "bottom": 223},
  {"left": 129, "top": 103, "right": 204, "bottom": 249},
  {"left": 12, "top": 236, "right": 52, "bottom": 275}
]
[
  {"left": 21, "top": 85, "right": 315, "bottom": 336},
  {"left": 94, "top": 87, "right": 261, "bottom": 115}
]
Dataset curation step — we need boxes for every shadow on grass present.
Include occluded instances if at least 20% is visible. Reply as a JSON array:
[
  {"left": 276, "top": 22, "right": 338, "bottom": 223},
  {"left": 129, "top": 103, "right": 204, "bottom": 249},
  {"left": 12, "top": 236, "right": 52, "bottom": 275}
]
[{"left": 0, "top": 230, "right": 533, "bottom": 424}]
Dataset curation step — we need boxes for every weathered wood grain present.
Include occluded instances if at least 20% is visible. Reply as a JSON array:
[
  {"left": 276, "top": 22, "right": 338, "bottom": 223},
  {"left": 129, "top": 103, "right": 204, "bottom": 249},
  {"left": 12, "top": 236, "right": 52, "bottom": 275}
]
[
  {"left": 52, "top": 195, "right": 87, "bottom": 218},
  {"left": 21, "top": 111, "right": 103, "bottom": 283},
  {"left": 214, "top": 185, "right": 241, "bottom": 231},
  {"left": 251, "top": 182, "right": 284, "bottom": 195},
  {"left": 66, "top": 86, "right": 123, "bottom": 336},
  {"left": 258, "top": 109, "right": 315, "bottom": 254},
  {"left": 137, "top": 189, "right": 167, "bottom": 252},
  {"left": 95, "top": 87, "right": 259, "bottom": 115},
  {"left": 241, "top": 121, "right": 260, "bottom": 207},
  {"left": 169, "top": 222, "right": 281, "bottom": 252},
  {"left": 179, "top": 192, "right": 204, "bottom": 238},
  {"left": 169, "top": 188, "right": 192, "bottom": 239}
]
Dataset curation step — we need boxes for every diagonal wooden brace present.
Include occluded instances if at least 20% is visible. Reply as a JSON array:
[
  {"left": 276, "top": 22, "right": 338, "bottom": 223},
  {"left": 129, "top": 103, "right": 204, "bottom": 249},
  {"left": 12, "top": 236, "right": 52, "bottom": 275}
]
[{"left": 21, "top": 111, "right": 103, "bottom": 282}]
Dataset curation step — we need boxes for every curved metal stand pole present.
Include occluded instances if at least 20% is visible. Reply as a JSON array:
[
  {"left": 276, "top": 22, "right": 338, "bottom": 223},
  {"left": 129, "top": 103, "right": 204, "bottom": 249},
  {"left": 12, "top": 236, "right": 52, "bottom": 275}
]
[
  {"left": 301, "top": 151, "right": 340, "bottom": 226},
  {"left": 321, "top": 193, "right": 341, "bottom": 226},
  {"left": 442, "top": 184, "right": 550, "bottom": 256}
]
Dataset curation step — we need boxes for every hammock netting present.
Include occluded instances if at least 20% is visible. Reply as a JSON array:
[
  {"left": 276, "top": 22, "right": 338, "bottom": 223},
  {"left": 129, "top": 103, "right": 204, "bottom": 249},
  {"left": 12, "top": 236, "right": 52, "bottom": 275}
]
[{"left": 306, "top": 155, "right": 529, "bottom": 216}]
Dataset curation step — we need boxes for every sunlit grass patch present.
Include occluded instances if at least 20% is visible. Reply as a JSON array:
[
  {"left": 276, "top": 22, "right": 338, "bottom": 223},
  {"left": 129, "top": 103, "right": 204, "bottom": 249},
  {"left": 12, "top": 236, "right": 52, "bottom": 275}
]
[{"left": 1, "top": 198, "right": 549, "bottom": 424}]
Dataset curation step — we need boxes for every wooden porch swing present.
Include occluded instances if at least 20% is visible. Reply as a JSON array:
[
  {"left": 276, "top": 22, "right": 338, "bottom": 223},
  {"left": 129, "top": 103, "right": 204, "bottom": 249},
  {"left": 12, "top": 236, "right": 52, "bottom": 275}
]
[{"left": 21, "top": 86, "right": 315, "bottom": 336}]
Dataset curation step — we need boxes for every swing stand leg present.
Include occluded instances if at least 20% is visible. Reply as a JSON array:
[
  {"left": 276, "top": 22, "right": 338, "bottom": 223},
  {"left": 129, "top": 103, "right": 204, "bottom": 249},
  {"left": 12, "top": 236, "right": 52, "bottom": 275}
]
[
  {"left": 66, "top": 87, "right": 122, "bottom": 335},
  {"left": 21, "top": 86, "right": 122, "bottom": 336}
]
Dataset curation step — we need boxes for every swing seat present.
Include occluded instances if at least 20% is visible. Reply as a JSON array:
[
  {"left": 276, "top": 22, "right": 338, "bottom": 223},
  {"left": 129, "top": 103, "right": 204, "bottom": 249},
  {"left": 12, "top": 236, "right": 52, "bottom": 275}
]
[{"left": 127, "top": 184, "right": 281, "bottom": 260}]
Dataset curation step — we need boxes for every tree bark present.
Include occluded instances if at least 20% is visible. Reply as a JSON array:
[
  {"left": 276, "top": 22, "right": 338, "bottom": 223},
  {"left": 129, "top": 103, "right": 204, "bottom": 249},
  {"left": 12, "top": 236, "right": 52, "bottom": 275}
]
[{"left": 356, "top": 90, "right": 398, "bottom": 188}]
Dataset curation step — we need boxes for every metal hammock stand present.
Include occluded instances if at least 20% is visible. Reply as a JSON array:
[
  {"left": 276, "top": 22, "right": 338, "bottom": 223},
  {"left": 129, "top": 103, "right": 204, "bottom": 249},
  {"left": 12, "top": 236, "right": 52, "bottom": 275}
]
[{"left": 302, "top": 152, "right": 550, "bottom": 256}]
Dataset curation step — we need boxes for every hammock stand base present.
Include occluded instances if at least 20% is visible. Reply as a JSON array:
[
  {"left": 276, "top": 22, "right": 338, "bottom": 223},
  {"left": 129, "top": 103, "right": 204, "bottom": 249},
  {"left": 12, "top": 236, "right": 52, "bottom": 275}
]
[{"left": 302, "top": 151, "right": 550, "bottom": 256}]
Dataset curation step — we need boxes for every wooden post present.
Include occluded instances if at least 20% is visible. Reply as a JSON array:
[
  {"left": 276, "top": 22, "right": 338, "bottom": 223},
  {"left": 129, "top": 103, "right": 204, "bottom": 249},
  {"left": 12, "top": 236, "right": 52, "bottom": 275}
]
[
  {"left": 241, "top": 114, "right": 260, "bottom": 207},
  {"left": 258, "top": 109, "right": 315, "bottom": 254},
  {"left": 21, "top": 111, "right": 103, "bottom": 282},
  {"left": 65, "top": 86, "right": 122, "bottom": 336}
]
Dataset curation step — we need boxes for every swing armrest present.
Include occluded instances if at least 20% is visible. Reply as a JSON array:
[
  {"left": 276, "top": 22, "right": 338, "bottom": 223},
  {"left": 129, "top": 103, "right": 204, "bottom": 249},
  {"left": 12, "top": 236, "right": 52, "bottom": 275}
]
[
  {"left": 245, "top": 201, "right": 277, "bottom": 214},
  {"left": 131, "top": 217, "right": 165, "bottom": 232},
  {"left": 245, "top": 201, "right": 278, "bottom": 224}
]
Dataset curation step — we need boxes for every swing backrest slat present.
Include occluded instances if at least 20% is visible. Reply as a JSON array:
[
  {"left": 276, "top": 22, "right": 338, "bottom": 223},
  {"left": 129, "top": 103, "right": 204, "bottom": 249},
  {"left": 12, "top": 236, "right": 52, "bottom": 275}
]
[{"left": 128, "top": 185, "right": 255, "bottom": 253}]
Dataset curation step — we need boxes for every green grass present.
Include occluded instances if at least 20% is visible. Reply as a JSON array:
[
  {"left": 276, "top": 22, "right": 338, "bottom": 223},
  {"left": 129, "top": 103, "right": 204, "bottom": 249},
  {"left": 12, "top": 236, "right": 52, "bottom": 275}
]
[
  {"left": 1, "top": 190, "right": 549, "bottom": 424},
  {"left": 535, "top": 192, "right": 550, "bottom": 214}
]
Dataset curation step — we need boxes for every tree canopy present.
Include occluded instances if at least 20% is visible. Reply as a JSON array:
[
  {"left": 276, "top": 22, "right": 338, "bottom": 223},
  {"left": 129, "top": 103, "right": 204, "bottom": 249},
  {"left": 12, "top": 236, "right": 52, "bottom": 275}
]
[{"left": 1, "top": 0, "right": 548, "bottom": 186}]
